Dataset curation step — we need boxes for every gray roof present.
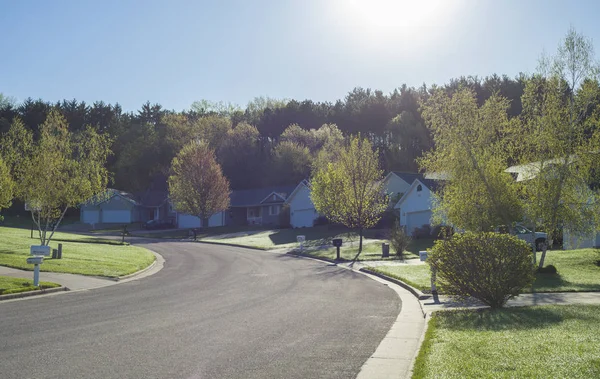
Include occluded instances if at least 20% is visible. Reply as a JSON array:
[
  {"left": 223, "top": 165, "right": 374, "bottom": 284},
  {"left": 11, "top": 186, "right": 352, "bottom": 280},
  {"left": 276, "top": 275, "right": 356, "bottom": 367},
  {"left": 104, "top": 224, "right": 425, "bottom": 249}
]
[
  {"left": 230, "top": 185, "right": 296, "bottom": 207},
  {"left": 392, "top": 172, "right": 425, "bottom": 185}
]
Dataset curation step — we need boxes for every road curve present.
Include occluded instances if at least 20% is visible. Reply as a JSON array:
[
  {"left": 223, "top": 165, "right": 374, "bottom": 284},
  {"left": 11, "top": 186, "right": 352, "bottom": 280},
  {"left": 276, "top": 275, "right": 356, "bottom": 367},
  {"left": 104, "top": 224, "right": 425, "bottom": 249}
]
[{"left": 0, "top": 240, "right": 400, "bottom": 379}]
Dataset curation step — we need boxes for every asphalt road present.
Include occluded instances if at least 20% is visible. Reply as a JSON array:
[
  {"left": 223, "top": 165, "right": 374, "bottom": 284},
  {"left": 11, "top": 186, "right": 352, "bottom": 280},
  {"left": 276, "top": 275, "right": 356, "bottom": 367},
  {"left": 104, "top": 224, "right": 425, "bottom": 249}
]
[{"left": 0, "top": 240, "right": 400, "bottom": 379}]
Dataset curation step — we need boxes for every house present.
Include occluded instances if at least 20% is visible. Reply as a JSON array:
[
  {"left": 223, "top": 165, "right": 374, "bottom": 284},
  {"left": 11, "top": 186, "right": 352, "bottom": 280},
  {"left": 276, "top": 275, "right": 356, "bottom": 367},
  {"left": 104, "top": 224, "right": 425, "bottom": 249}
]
[
  {"left": 173, "top": 184, "right": 297, "bottom": 228},
  {"left": 286, "top": 180, "right": 319, "bottom": 228},
  {"left": 80, "top": 189, "right": 143, "bottom": 224},
  {"left": 394, "top": 178, "right": 439, "bottom": 236},
  {"left": 226, "top": 185, "right": 296, "bottom": 227},
  {"left": 382, "top": 172, "right": 424, "bottom": 205}
]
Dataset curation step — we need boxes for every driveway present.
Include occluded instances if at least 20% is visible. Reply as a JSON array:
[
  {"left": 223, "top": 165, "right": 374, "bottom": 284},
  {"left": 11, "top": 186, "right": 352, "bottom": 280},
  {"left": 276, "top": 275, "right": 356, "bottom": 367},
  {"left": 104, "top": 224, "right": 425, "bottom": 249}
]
[{"left": 0, "top": 240, "right": 400, "bottom": 378}]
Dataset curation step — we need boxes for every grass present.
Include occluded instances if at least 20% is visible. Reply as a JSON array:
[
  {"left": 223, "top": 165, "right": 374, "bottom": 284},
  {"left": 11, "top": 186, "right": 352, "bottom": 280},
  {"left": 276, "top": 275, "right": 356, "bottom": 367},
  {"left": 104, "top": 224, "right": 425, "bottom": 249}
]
[
  {"left": 0, "top": 226, "right": 155, "bottom": 278},
  {"left": 369, "top": 248, "right": 600, "bottom": 293},
  {"left": 412, "top": 305, "right": 600, "bottom": 378},
  {"left": 307, "top": 237, "right": 433, "bottom": 261},
  {"left": 199, "top": 225, "right": 387, "bottom": 250},
  {"left": 0, "top": 276, "right": 61, "bottom": 295}
]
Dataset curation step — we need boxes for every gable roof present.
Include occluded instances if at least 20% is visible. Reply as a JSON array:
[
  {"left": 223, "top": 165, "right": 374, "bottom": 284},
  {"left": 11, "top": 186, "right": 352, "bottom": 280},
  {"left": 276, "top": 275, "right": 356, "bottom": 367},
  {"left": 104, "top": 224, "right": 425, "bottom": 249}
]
[
  {"left": 230, "top": 185, "right": 296, "bottom": 207},
  {"left": 85, "top": 189, "right": 139, "bottom": 206},
  {"left": 285, "top": 180, "right": 310, "bottom": 204},
  {"left": 394, "top": 178, "right": 438, "bottom": 208},
  {"left": 391, "top": 172, "right": 425, "bottom": 185},
  {"left": 139, "top": 190, "right": 169, "bottom": 207}
]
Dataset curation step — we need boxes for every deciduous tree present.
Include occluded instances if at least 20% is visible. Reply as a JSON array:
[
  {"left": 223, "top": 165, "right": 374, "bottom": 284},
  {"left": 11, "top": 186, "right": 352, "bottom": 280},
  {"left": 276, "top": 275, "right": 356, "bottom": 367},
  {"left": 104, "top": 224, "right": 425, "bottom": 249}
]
[
  {"left": 2, "top": 110, "right": 112, "bottom": 245},
  {"left": 310, "top": 135, "right": 388, "bottom": 255},
  {"left": 169, "top": 140, "right": 230, "bottom": 228}
]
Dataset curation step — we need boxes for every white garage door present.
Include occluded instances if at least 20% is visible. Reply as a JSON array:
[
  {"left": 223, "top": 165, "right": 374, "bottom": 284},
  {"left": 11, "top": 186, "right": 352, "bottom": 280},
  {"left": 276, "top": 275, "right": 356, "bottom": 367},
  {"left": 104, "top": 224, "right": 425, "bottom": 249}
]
[
  {"left": 406, "top": 210, "right": 432, "bottom": 236},
  {"left": 178, "top": 214, "right": 201, "bottom": 229},
  {"left": 291, "top": 208, "right": 316, "bottom": 228},
  {"left": 102, "top": 210, "right": 131, "bottom": 224},
  {"left": 82, "top": 210, "right": 100, "bottom": 224}
]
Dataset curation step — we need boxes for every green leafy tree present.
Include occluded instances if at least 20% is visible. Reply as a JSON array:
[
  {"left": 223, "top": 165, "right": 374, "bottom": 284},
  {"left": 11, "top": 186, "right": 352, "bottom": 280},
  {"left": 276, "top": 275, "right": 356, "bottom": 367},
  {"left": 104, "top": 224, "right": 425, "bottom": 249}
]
[
  {"left": 516, "top": 28, "right": 600, "bottom": 267},
  {"left": 419, "top": 89, "right": 523, "bottom": 232},
  {"left": 0, "top": 156, "right": 14, "bottom": 221},
  {"left": 2, "top": 110, "right": 111, "bottom": 245},
  {"left": 169, "top": 140, "right": 230, "bottom": 228},
  {"left": 310, "top": 135, "right": 388, "bottom": 255}
]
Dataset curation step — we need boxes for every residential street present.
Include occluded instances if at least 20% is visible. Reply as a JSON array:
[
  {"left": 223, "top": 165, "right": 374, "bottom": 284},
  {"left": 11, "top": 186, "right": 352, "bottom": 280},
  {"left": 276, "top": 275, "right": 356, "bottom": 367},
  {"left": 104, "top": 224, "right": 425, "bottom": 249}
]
[{"left": 0, "top": 240, "right": 400, "bottom": 379}]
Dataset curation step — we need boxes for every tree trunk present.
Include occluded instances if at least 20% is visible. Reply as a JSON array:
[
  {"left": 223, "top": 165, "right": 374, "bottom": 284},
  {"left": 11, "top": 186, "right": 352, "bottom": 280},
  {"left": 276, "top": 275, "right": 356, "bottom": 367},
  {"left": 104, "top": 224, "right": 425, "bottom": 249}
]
[{"left": 538, "top": 239, "right": 551, "bottom": 269}]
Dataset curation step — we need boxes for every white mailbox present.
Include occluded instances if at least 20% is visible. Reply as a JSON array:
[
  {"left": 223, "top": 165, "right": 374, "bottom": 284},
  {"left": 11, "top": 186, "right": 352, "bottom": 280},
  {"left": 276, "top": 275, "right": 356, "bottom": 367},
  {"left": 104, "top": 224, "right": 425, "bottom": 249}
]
[
  {"left": 27, "top": 256, "right": 44, "bottom": 265},
  {"left": 30, "top": 245, "right": 51, "bottom": 256},
  {"left": 296, "top": 235, "right": 306, "bottom": 243},
  {"left": 419, "top": 250, "right": 428, "bottom": 262}
]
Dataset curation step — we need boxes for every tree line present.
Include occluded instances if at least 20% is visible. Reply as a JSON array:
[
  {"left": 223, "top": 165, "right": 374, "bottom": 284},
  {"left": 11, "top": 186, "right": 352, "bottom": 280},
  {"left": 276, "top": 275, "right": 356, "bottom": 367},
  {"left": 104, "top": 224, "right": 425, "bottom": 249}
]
[{"left": 0, "top": 74, "right": 529, "bottom": 194}]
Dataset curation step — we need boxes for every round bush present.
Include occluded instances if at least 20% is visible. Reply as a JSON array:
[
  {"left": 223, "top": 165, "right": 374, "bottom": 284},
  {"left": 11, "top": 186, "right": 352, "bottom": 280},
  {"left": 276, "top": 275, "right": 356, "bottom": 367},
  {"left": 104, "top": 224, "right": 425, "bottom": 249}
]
[{"left": 428, "top": 232, "right": 535, "bottom": 308}]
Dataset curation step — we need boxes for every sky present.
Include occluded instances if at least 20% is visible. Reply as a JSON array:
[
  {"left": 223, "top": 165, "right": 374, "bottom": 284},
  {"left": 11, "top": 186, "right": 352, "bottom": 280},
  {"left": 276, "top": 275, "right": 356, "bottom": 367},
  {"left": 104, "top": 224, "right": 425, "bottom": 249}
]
[{"left": 1, "top": 0, "right": 600, "bottom": 112}]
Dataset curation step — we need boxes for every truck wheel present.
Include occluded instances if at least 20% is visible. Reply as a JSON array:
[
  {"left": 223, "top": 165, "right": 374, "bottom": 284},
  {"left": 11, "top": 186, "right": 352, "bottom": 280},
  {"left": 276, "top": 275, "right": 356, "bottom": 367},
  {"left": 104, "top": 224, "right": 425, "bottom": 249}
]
[{"left": 536, "top": 239, "right": 547, "bottom": 251}]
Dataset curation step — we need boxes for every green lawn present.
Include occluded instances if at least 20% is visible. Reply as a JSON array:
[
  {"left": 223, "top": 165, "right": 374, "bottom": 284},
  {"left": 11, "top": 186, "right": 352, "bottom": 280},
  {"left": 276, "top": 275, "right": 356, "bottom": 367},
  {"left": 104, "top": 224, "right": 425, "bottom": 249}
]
[
  {"left": 413, "top": 305, "right": 600, "bottom": 378},
  {"left": 308, "top": 237, "right": 433, "bottom": 261},
  {"left": 0, "top": 227, "right": 155, "bottom": 278},
  {"left": 369, "top": 248, "right": 600, "bottom": 293},
  {"left": 0, "top": 276, "right": 61, "bottom": 295},
  {"left": 200, "top": 225, "right": 387, "bottom": 250}
]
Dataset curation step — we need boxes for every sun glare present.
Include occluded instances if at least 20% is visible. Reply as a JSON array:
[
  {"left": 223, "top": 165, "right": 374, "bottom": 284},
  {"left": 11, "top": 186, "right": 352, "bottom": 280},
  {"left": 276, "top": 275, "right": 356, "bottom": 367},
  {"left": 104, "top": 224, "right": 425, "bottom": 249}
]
[{"left": 333, "top": 0, "right": 453, "bottom": 46}]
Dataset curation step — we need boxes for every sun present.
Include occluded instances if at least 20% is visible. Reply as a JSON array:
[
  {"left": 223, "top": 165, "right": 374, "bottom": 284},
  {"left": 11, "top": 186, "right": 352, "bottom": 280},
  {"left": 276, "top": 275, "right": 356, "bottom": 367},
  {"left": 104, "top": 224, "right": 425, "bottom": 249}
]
[{"left": 332, "top": 0, "right": 452, "bottom": 46}]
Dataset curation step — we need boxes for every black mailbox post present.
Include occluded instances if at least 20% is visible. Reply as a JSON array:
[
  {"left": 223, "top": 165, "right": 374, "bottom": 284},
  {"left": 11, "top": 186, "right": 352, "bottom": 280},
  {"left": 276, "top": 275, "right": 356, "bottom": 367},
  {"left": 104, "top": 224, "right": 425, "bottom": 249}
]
[{"left": 332, "top": 238, "right": 343, "bottom": 260}]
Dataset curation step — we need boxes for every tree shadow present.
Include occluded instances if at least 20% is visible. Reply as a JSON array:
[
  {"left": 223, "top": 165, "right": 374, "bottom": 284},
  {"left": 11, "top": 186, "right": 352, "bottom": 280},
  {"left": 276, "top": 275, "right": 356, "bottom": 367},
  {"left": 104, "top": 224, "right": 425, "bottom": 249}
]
[
  {"left": 532, "top": 272, "right": 600, "bottom": 292},
  {"left": 437, "top": 307, "right": 565, "bottom": 331}
]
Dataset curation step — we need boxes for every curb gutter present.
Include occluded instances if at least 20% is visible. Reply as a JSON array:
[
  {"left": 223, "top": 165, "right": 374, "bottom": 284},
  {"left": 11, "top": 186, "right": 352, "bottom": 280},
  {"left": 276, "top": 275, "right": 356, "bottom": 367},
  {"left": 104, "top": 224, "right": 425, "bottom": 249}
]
[{"left": 0, "top": 286, "right": 68, "bottom": 301}]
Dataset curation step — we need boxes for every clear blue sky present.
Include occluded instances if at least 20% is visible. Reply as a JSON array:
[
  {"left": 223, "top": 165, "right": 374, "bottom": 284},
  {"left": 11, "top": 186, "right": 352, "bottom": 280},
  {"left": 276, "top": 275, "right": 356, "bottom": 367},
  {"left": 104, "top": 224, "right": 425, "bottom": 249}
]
[{"left": 1, "top": 0, "right": 599, "bottom": 112}]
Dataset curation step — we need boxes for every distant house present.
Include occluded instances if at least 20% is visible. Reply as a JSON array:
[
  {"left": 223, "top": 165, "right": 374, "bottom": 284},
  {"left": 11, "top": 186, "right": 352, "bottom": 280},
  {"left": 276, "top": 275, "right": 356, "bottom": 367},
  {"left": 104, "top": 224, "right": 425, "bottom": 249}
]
[
  {"left": 394, "top": 178, "right": 439, "bottom": 236},
  {"left": 173, "top": 184, "right": 296, "bottom": 228},
  {"left": 381, "top": 172, "right": 424, "bottom": 205},
  {"left": 80, "top": 189, "right": 142, "bottom": 224},
  {"left": 226, "top": 185, "right": 296, "bottom": 227},
  {"left": 286, "top": 180, "right": 319, "bottom": 228}
]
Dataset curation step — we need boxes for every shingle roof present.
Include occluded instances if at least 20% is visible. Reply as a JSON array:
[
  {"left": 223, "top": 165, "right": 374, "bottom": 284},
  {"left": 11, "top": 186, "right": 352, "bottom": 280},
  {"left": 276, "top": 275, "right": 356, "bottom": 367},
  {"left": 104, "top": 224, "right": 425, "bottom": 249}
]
[
  {"left": 230, "top": 185, "right": 296, "bottom": 207},
  {"left": 392, "top": 172, "right": 425, "bottom": 185}
]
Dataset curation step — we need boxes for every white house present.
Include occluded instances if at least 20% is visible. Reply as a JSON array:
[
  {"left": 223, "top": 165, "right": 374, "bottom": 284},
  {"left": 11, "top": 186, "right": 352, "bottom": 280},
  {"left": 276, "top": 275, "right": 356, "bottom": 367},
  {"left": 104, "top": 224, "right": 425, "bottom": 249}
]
[
  {"left": 394, "top": 179, "right": 438, "bottom": 236},
  {"left": 176, "top": 211, "right": 226, "bottom": 229},
  {"left": 286, "top": 180, "right": 319, "bottom": 228},
  {"left": 381, "top": 172, "right": 423, "bottom": 205},
  {"left": 80, "top": 189, "right": 142, "bottom": 224}
]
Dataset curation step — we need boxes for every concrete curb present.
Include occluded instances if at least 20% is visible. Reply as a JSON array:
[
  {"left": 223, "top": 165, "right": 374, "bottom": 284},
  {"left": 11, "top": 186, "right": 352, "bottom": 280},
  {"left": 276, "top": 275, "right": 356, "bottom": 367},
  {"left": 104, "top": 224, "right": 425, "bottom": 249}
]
[
  {"left": 0, "top": 286, "right": 69, "bottom": 301},
  {"left": 115, "top": 258, "right": 157, "bottom": 282},
  {"left": 192, "top": 240, "right": 269, "bottom": 251},
  {"left": 360, "top": 267, "right": 430, "bottom": 300}
]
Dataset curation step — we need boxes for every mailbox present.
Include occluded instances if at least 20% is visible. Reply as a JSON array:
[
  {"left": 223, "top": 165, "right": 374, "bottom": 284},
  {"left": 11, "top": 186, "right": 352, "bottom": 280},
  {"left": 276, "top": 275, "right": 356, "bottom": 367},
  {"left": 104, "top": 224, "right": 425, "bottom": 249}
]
[
  {"left": 27, "top": 256, "right": 44, "bottom": 265},
  {"left": 332, "top": 239, "right": 342, "bottom": 247},
  {"left": 419, "top": 250, "right": 428, "bottom": 262},
  {"left": 30, "top": 245, "right": 51, "bottom": 256},
  {"left": 296, "top": 235, "right": 306, "bottom": 243}
]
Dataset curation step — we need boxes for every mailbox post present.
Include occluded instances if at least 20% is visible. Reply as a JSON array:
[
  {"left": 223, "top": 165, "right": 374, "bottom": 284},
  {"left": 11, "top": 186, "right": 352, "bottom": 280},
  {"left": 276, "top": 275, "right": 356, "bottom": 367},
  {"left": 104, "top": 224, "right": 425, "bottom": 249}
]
[
  {"left": 29, "top": 245, "right": 50, "bottom": 287},
  {"left": 296, "top": 235, "right": 306, "bottom": 253},
  {"left": 332, "top": 238, "right": 343, "bottom": 260},
  {"left": 26, "top": 256, "right": 44, "bottom": 286}
]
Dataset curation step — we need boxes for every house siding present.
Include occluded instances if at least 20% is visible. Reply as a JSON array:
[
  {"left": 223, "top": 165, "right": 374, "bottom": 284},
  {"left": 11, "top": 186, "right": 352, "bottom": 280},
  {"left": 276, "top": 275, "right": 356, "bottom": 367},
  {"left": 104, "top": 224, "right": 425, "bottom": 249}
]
[
  {"left": 288, "top": 184, "right": 317, "bottom": 228},
  {"left": 395, "top": 181, "right": 433, "bottom": 232}
]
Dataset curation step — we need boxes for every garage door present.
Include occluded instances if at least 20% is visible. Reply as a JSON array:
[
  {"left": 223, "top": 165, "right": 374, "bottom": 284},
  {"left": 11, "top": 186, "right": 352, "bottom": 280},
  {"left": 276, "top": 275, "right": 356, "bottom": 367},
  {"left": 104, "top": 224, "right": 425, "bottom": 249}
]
[
  {"left": 406, "top": 210, "right": 432, "bottom": 237},
  {"left": 82, "top": 210, "right": 100, "bottom": 224},
  {"left": 291, "top": 208, "right": 316, "bottom": 228},
  {"left": 102, "top": 210, "right": 131, "bottom": 224},
  {"left": 178, "top": 214, "right": 201, "bottom": 229}
]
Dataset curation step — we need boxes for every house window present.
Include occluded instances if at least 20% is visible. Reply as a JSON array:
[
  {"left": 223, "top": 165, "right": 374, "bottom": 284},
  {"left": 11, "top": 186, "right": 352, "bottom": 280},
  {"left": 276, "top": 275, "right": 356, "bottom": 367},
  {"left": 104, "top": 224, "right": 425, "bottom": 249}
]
[
  {"left": 269, "top": 205, "right": 280, "bottom": 216},
  {"left": 417, "top": 185, "right": 423, "bottom": 192}
]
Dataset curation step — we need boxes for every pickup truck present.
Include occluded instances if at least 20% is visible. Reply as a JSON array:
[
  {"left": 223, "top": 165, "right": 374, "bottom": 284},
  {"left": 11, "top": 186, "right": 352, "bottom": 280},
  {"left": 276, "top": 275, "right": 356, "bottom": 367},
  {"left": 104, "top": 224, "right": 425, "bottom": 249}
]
[{"left": 513, "top": 224, "right": 548, "bottom": 251}]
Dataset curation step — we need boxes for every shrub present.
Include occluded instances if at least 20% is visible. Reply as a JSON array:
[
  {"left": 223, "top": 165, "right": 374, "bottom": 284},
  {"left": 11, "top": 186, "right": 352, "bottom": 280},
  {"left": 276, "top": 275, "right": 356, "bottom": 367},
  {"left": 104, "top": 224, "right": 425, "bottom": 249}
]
[
  {"left": 390, "top": 220, "right": 411, "bottom": 259},
  {"left": 537, "top": 265, "right": 558, "bottom": 274},
  {"left": 428, "top": 232, "right": 535, "bottom": 309},
  {"left": 313, "top": 215, "right": 329, "bottom": 226},
  {"left": 412, "top": 224, "right": 431, "bottom": 239},
  {"left": 431, "top": 225, "right": 454, "bottom": 240}
]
